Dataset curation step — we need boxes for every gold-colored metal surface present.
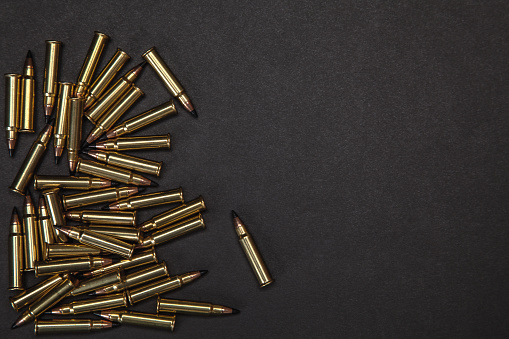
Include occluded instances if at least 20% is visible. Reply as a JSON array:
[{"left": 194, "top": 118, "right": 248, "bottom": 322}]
[
  {"left": 71, "top": 268, "right": 124, "bottom": 296},
  {"left": 20, "top": 54, "right": 35, "bottom": 132},
  {"left": 10, "top": 274, "right": 65, "bottom": 311},
  {"left": 139, "top": 214, "right": 204, "bottom": 248},
  {"left": 38, "top": 197, "right": 56, "bottom": 260},
  {"left": 107, "top": 100, "right": 177, "bottom": 138},
  {"left": 140, "top": 196, "right": 206, "bottom": 232},
  {"left": 99, "top": 310, "right": 175, "bottom": 331},
  {"left": 34, "top": 175, "right": 111, "bottom": 190},
  {"left": 98, "top": 262, "right": 169, "bottom": 294},
  {"left": 9, "top": 208, "right": 24, "bottom": 290},
  {"left": 63, "top": 226, "right": 135, "bottom": 258},
  {"left": 65, "top": 209, "right": 137, "bottom": 226},
  {"left": 95, "top": 134, "right": 171, "bottom": 151},
  {"left": 53, "top": 82, "right": 74, "bottom": 156},
  {"left": 78, "top": 225, "right": 142, "bottom": 243},
  {"left": 157, "top": 297, "right": 233, "bottom": 315},
  {"left": 88, "top": 150, "right": 163, "bottom": 176},
  {"left": 75, "top": 31, "right": 110, "bottom": 98},
  {"left": 23, "top": 195, "right": 39, "bottom": 271},
  {"left": 85, "top": 48, "right": 130, "bottom": 109},
  {"left": 55, "top": 292, "right": 128, "bottom": 315},
  {"left": 76, "top": 159, "right": 152, "bottom": 186},
  {"left": 5, "top": 73, "right": 21, "bottom": 152},
  {"left": 35, "top": 256, "right": 107, "bottom": 277},
  {"left": 46, "top": 243, "right": 102, "bottom": 258},
  {"left": 9, "top": 123, "right": 53, "bottom": 194},
  {"left": 42, "top": 188, "right": 66, "bottom": 229},
  {"left": 67, "top": 97, "right": 84, "bottom": 173},
  {"left": 85, "top": 247, "right": 157, "bottom": 277},
  {"left": 109, "top": 188, "right": 183, "bottom": 210},
  {"left": 43, "top": 41, "right": 61, "bottom": 117},
  {"left": 62, "top": 186, "right": 138, "bottom": 210},
  {"left": 35, "top": 319, "right": 114, "bottom": 334}
]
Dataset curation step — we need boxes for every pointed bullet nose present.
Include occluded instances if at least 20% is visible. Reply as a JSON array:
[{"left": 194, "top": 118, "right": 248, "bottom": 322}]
[
  {"left": 55, "top": 155, "right": 61, "bottom": 164},
  {"left": 11, "top": 323, "right": 18, "bottom": 329},
  {"left": 45, "top": 115, "right": 50, "bottom": 124},
  {"left": 149, "top": 181, "right": 158, "bottom": 187},
  {"left": 231, "top": 210, "right": 238, "bottom": 218},
  {"left": 81, "top": 141, "right": 90, "bottom": 149},
  {"left": 47, "top": 117, "right": 55, "bottom": 126},
  {"left": 189, "top": 110, "right": 198, "bottom": 119},
  {"left": 111, "top": 322, "right": 121, "bottom": 327},
  {"left": 137, "top": 187, "right": 146, "bottom": 193},
  {"left": 199, "top": 270, "right": 208, "bottom": 276},
  {"left": 9, "top": 149, "right": 14, "bottom": 157},
  {"left": 101, "top": 205, "right": 110, "bottom": 211},
  {"left": 232, "top": 308, "right": 241, "bottom": 314}
]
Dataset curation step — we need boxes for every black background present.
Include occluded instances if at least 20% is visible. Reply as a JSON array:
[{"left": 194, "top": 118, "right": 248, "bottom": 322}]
[{"left": 1, "top": 1, "right": 509, "bottom": 338}]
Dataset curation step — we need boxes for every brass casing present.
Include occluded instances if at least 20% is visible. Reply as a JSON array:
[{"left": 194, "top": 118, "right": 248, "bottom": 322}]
[
  {"left": 46, "top": 243, "right": 102, "bottom": 258},
  {"left": 108, "top": 100, "right": 177, "bottom": 138},
  {"left": 9, "top": 211, "right": 24, "bottom": 290},
  {"left": 39, "top": 199, "right": 56, "bottom": 260},
  {"left": 76, "top": 159, "right": 152, "bottom": 186},
  {"left": 9, "top": 124, "right": 53, "bottom": 194},
  {"left": 86, "top": 247, "right": 158, "bottom": 277},
  {"left": 104, "top": 311, "right": 175, "bottom": 331},
  {"left": 35, "top": 256, "right": 106, "bottom": 277},
  {"left": 43, "top": 188, "right": 66, "bottom": 229},
  {"left": 20, "top": 59, "right": 35, "bottom": 132},
  {"left": 5, "top": 73, "right": 21, "bottom": 147},
  {"left": 91, "top": 151, "right": 162, "bottom": 176},
  {"left": 85, "top": 48, "right": 130, "bottom": 109},
  {"left": 112, "top": 188, "right": 183, "bottom": 210},
  {"left": 126, "top": 272, "right": 197, "bottom": 305},
  {"left": 34, "top": 175, "right": 110, "bottom": 190},
  {"left": 71, "top": 268, "right": 124, "bottom": 296},
  {"left": 43, "top": 41, "right": 61, "bottom": 112},
  {"left": 64, "top": 226, "right": 135, "bottom": 258},
  {"left": 100, "top": 262, "right": 169, "bottom": 294},
  {"left": 140, "top": 196, "right": 206, "bottom": 232},
  {"left": 78, "top": 225, "right": 142, "bottom": 243},
  {"left": 139, "top": 214, "right": 205, "bottom": 248},
  {"left": 97, "top": 134, "right": 171, "bottom": 151},
  {"left": 67, "top": 97, "right": 84, "bottom": 170},
  {"left": 58, "top": 292, "right": 128, "bottom": 315},
  {"left": 66, "top": 209, "right": 137, "bottom": 226},
  {"left": 23, "top": 200, "right": 39, "bottom": 271},
  {"left": 10, "top": 274, "right": 65, "bottom": 311},
  {"left": 54, "top": 82, "right": 74, "bottom": 152},
  {"left": 62, "top": 186, "right": 137, "bottom": 210},
  {"left": 157, "top": 298, "right": 229, "bottom": 315},
  {"left": 75, "top": 31, "right": 110, "bottom": 98},
  {"left": 35, "top": 319, "right": 113, "bottom": 334}
]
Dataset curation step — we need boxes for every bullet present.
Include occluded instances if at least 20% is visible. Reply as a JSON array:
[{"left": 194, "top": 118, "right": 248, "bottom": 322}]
[
  {"left": 53, "top": 82, "right": 74, "bottom": 163},
  {"left": 85, "top": 48, "right": 130, "bottom": 110},
  {"left": 126, "top": 270, "right": 207, "bottom": 305},
  {"left": 85, "top": 85, "right": 144, "bottom": 144},
  {"left": 65, "top": 209, "right": 137, "bottom": 226},
  {"left": 23, "top": 193, "right": 39, "bottom": 271},
  {"left": 94, "top": 262, "right": 169, "bottom": 295},
  {"left": 42, "top": 188, "right": 68, "bottom": 242},
  {"left": 12, "top": 275, "right": 77, "bottom": 329},
  {"left": 75, "top": 31, "right": 110, "bottom": 98},
  {"left": 38, "top": 196, "right": 57, "bottom": 260},
  {"left": 96, "top": 310, "right": 175, "bottom": 331},
  {"left": 9, "top": 207, "right": 24, "bottom": 290},
  {"left": 62, "top": 186, "right": 139, "bottom": 210},
  {"left": 142, "top": 47, "right": 197, "bottom": 118},
  {"left": 20, "top": 51, "right": 35, "bottom": 133},
  {"left": 35, "top": 319, "right": 118, "bottom": 334},
  {"left": 43, "top": 41, "right": 62, "bottom": 120},
  {"left": 77, "top": 225, "right": 142, "bottom": 243},
  {"left": 107, "top": 188, "right": 183, "bottom": 211},
  {"left": 137, "top": 214, "right": 205, "bottom": 249},
  {"left": 71, "top": 268, "right": 124, "bottom": 296},
  {"left": 232, "top": 211, "right": 274, "bottom": 287},
  {"left": 76, "top": 159, "right": 155, "bottom": 186},
  {"left": 10, "top": 274, "right": 66, "bottom": 311},
  {"left": 92, "top": 134, "right": 171, "bottom": 151},
  {"left": 85, "top": 150, "right": 162, "bottom": 176},
  {"left": 48, "top": 292, "right": 128, "bottom": 315},
  {"left": 46, "top": 243, "right": 103, "bottom": 259},
  {"left": 107, "top": 100, "right": 177, "bottom": 138},
  {"left": 83, "top": 247, "right": 158, "bottom": 278},
  {"left": 85, "top": 62, "right": 145, "bottom": 124},
  {"left": 35, "top": 256, "right": 112, "bottom": 277},
  {"left": 5, "top": 73, "right": 21, "bottom": 156},
  {"left": 157, "top": 298, "right": 239, "bottom": 315},
  {"left": 9, "top": 123, "right": 53, "bottom": 194},
  {"left": 34, "top": 175, "right": 111, "bottom": 190},
  {"left": 139, "top": 196, "right": 206, "bottom": 232},
  {"left": 57, "top": 225, "right": 135, "bottom": 258},
  {"left": 68, "top": 97, "right": 84, "bottom": 174}
]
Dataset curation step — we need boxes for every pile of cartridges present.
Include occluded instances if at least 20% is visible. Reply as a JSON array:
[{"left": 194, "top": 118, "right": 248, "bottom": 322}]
[{"left": 6, "top": 31, "right": 250, "bottom": 335}]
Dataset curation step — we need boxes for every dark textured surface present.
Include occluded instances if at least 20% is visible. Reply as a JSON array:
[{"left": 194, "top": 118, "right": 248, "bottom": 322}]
[{"left": 1, "top": 1, "right": 509, "bottom": 338}]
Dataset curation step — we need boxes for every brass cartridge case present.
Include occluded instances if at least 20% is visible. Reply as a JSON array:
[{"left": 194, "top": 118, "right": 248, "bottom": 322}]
[
  {"left": 140, "top": 196, "right": 206, "bottom": 232},
  {"left": 87, "top": 150, "right": 162, "bottom": 176},
  {"left": 78, "top": 225, "right": 142, "bottom": 243},
  {"left": 35, "top": 319, "right": 116, "bottom": 334},
  {"left": 85, "top": 48, "right": 130, "bottom": 109},
  {"left": 54, "top": 82, "right": 74, "bottom": 157},
  {"left": 98, "top": 311, "right": 175, "bottom": 331},
  {"left": 157, "top": 298, "right": 234, "bottom": 315},
  {"left": 62, "top": 186, "right": 139, "bottom": 210},
  {"left": 10, "top": 274, "right": 65, "bottom": 311},
  {"left": 9, "top": 123, "right": 53, "bottom": 194},
  {"left": 35, "top": 256, "right": 109, "bottom": 277},
  {"left": 9, "top": 208, "right": 24, "bottom": 290},
  {"left": 5, "top": 73, "right": 21, "bottom": 153},
  {"left": 75, "top": 31, "right": 110, "bottom": 98},
  {"left": 34, "top": 175, "right": 111, "bottom": 190},
  {"left": 95, "top": 134, "right": 171, "bottom": 151},
  {"left": 107, "top": 100, "right": 177, "bottom": 138},
  {"left": 23, "top": 195, "right": 39, "bottom": 271},
  {"left": 85, "top": 247, "right": 157, "bottom": 277},
  {"left": 20, "top": 54, "right": 35, "bottom": 132},
  {"left": 71, "top": 268, "right": 124, "bottom": 296},
  {"left": 138, "top": 214, "right": 204, "bottom": 248},
  {"left": 109, "top": 188, "right": 183, "bottom": 210},
  {"left": 43, "top": 41, "right": 61, "bottom": 118},
  {"left": 142, "top": 47, "right": 195, "bottom": 113},
  {"left": 86, "top": 85, "right": 143, "bottom": 143},
  {"left": 54, "top": 292, "right": 128, "bottom": 315},
  {"left": 46, "top": 243, "right": 102, "bottom": 258},
  {"left": 42, "top": 188, "right": 67, "bottom": 238},
  {"left": 38, "top": 197, "right": 56, "bottom": 260},
  {"left": 98, "top": 262, "right": 169, "bottom": 294},
  {"left": 76, "top": 159, "right": 153, "bottom": 186},
  {"left": 60, "top": 226, "right": 135, "bottom": 258},
  {"left": 67, "top": 97, "right": 84, "bottom": 173},
  {"left": 65, "top": 209, "right": 137, "bottom": 226}
]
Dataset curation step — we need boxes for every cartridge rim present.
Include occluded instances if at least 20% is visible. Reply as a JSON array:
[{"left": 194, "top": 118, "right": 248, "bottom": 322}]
[
  {"left": 45, "top": 40, "right": 62, "bottom": 44},
  {"left": 9, "top": 186, "right": 24, "bottom": 195},
  {"left": 141, "top": 46, "right": 157, "bottom": 58},
  {"left": 94, "top": 31, "right": 111, "bottom": 39},
  {"left": 132, "top": 86, "right": 144, "bottom": 96},
  {"left": 58, "top": 81, "right": 74, "bottom": 85},
  {"left": 259, "top": 279, "right": 274, "bottom": 288},
  {"left": 177, "top": 187, "right": 184, "bottom": 202},
  {"left": 5, "top": 73, "right": 21, "bottom": 78},
  {"left": 198, "top": 196, "right": 206, "bottom": 210},
  {"left": 10, "top": 297, "right": 19, "bottom": 311},
  {"left": 156, "top": 295, "right": 161, "bottom": 313}
]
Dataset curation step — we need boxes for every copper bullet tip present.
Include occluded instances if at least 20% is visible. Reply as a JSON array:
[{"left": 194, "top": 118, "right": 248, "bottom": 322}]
[{"left": 106, "top": 130, "right": 117, "bottom": 138}]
